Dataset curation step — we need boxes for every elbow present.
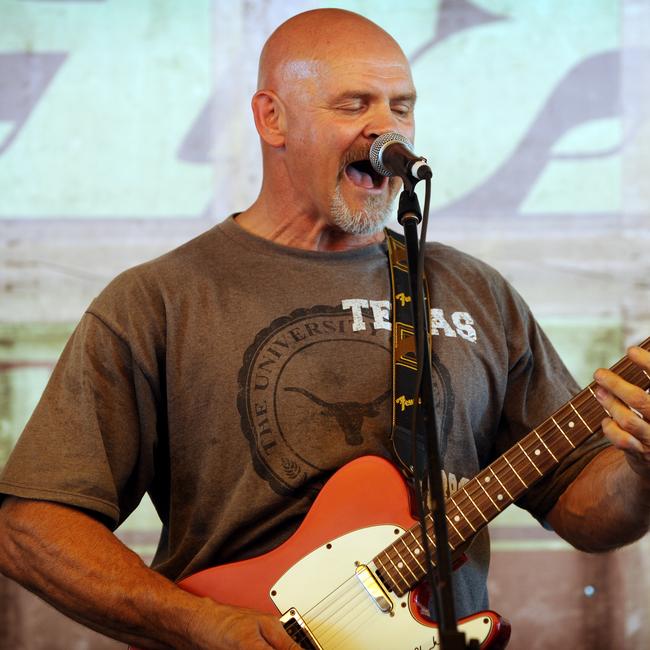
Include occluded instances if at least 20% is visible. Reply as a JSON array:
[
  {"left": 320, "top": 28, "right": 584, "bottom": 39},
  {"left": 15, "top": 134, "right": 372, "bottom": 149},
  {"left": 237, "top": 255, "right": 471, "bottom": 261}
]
[{"left": 0, "top": 496, "right": 34, "bottom": 582}]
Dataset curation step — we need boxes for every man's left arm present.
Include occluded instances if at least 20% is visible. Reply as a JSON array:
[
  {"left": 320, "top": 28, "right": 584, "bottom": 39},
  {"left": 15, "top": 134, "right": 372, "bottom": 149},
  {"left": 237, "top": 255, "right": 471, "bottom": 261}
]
[{"left": 546, "top": 346, "right": 650, "bottom": 551}]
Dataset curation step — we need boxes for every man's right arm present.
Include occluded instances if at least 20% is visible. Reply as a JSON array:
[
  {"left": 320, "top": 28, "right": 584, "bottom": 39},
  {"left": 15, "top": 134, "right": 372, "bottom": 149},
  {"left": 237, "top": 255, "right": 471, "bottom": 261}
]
[{"left": 0, "top": 497, "right": 295, "bottom": 650}]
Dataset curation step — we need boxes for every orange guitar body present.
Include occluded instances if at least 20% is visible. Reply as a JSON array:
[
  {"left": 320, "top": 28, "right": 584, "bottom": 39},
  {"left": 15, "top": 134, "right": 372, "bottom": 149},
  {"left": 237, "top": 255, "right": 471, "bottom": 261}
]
[{"left": 131, "top": 456, "right": 509, "bottom": 649}]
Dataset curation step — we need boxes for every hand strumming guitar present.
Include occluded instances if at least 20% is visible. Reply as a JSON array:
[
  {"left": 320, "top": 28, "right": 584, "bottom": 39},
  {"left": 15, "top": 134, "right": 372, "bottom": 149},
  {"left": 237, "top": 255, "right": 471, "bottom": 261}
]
[{"left": 183, "top": 603, "right": 298, "bottom": 650}]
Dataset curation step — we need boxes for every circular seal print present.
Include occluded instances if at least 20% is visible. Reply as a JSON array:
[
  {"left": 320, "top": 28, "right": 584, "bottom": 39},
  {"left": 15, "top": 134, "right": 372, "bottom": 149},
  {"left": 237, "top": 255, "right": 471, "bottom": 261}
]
[{"left": 237, "top": 304, "right": 393, "bottom": 497}]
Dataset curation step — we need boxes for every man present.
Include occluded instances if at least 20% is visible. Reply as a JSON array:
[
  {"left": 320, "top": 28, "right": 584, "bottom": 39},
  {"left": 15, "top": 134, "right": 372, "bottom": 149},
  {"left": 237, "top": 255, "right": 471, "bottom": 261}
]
[{"left": 0, "top": 9, "right": 648, "bottom": 650}]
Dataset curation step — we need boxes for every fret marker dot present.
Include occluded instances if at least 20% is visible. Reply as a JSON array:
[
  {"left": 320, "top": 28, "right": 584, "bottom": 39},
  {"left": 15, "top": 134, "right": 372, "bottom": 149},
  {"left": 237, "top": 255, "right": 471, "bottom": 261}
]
[
  {"left": 569, "top": 421, "right": 575, "bottom": 428},
  {"left": 454, "top": 515, "right": 461, "bottom": 522},
  {"left": 414, "top": 548, "right": 420, "bottom": 555},
  {"left": 484, "top": 477, "right": 491, "bottom": 483},
  {"left": 397, "top": 562, "right": 404, "bottom": 569},
  {"left": 534, "top": 449, "right": 541, "bottom": 456},
  {"left": 497, "top": 494, "right": 504, "bottom": 501}
]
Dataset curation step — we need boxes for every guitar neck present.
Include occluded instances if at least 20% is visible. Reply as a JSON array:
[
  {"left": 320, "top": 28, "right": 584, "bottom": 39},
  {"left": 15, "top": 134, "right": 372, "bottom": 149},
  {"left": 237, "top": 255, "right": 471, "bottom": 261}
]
[{"left": 374, "top": 337, "right": 650, "bottom": 596}]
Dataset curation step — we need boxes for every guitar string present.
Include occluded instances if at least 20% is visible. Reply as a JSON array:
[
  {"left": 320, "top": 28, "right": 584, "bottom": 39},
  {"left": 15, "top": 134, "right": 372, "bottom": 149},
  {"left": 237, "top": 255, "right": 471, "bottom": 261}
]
[
  {"left": 299, "top": 571, "right": 395, "bottom": 648},
  {"left": 380, "top": 361, "right": 650, "bottom": 584},
  {"left": 300, "top": 573, "right": 364, "bottom": 632},
  {"left": 388, "top": 349, "right": 650, "bottom": 580},
  {"left": 294, "top": 350, "right": 650, "bottom": 602},
  {"left": 300, "top": 569, "right": 446, "bottom": 650},
  {"left": 382, "top": 390, "right": 601, "bottom": 582},
  {"left": 442, "top": 385, "right": 610, "bottom": 521},
  {"left": 314, "top": 589, "right": 381, "bottom": 650}
]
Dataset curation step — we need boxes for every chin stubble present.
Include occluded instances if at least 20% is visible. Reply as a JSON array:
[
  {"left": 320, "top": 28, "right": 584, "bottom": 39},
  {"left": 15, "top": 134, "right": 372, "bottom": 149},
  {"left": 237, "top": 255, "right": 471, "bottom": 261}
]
[{"left": 329, "top": 183, "right": 396, "bottom": 236}]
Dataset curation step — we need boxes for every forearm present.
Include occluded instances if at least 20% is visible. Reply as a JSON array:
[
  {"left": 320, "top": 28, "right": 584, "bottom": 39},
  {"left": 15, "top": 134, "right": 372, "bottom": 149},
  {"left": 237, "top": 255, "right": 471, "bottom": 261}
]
[
  {"left": 0, "top": 497, "right": 217, "bottom": 649},
  {"left": 546, "top": 447, "right": 650, "bottom": 552}
]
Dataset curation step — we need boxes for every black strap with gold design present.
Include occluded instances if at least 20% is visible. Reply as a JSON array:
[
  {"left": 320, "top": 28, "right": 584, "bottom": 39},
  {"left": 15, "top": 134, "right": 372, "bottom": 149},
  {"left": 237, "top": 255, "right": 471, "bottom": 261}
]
[{"left": 385, "top": 228, "right": 431, "bottom": 480}]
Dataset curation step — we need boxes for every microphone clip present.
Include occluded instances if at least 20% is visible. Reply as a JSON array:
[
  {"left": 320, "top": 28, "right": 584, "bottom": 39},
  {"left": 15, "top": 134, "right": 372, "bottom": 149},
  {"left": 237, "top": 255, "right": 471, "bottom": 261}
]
[{"left": 397, "top": 185, "right": 423, "bottom": 225}]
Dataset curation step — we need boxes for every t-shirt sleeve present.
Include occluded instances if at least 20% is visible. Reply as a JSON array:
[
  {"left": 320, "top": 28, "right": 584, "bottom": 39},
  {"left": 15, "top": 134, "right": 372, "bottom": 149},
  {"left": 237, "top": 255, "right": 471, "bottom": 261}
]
[
  {"left": 491, "top": 286, "right": 611, "bottom": 522},
  {"left": 0, "top": 312, "right": 159, "bottom": 528}
]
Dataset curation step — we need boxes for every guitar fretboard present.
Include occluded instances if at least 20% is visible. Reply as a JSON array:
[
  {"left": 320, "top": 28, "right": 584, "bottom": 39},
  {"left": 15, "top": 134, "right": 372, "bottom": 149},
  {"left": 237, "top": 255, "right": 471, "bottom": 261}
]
[{"left": 373, "top": 338, "right": 650, "bottom": 596}]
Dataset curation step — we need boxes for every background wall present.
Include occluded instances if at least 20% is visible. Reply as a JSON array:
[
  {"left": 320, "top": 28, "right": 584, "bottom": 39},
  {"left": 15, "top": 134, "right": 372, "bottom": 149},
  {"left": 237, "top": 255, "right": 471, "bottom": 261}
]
[{"left": 1, "top": 1, "right": 649, "bottom": 648}]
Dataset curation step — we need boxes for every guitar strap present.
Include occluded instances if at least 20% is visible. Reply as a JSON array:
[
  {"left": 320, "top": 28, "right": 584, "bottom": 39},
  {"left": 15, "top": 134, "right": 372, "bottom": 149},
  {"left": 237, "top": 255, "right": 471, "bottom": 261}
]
[{"left": 385, "top": 228, "right": 432, "bottom": 483}]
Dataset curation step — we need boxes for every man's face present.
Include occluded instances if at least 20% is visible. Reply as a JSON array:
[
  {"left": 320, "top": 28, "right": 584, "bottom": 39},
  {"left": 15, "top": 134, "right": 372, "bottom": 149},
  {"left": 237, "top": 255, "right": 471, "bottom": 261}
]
[{"left": 279, "top": 47, "right": 416, "bottom": 235}]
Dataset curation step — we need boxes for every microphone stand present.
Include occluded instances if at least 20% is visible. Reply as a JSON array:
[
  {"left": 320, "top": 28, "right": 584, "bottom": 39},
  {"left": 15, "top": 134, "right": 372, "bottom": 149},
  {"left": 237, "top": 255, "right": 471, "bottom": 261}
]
[{"left": 397, "top": 183, "right": 480, "bottom": 650}]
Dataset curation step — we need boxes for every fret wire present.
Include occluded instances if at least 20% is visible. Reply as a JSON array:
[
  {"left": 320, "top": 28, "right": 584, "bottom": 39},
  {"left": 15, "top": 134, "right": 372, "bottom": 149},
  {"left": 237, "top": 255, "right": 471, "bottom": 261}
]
[
  {"left": 489, "top": 465, "right": 513, "bottom": 499},
  {"left": 583, "top": 390, "right": 608, "bottom": 426},
  {"left": 393, "top": 342, "right": 650, "bottom": 588},
  {"left": 445, "top": 485, "right": 492, "bottom": 533},
  {"left": 615, "top": 360, "right": 644, "bottom": 383},
  {"left": 448, "top": 497, "right": 476, "bottom": 532},
  {"left": 505, "top": 448, "right": 543, "bottom": 489},
  {"left": 405, "top": 530, "right": 426, "bottom": 572},
  {"left": 570, "top": 402, "right": 590, "bottom": 432},
  {"left": 420, "top": 520, "right": 438, "bottom": 552},
  {"left": 465, "top": 487, "right": 490, "bottom": 521},
  {"left": 512, "top": 436, "right": 562, "bottom": 471},
  {"left": 557, "top": 402, "right": 590, "bottom": 429},
  {"left": 534, "top": 425, "right": 568, "bottom": 457},
  {"left": 419, "top": 516, "right": 456, "bottom": 551},
  {"left": 446, "top": 513, "right": 463, "bottom": 542},
  {"left": 373, "top": 554, "right": 391, "bottom": 586},
  {"left": 476, "top": 478, "right": 501, "bottom": 512},
  {"left": 586, "top": 386, "right": 600, "bottom": 412},
  {"left": 511, "top": 405, "right": 602, "bottom": 479},
  {"left": 393, "top": 542, "right": 418, "bottom": 581},
  {"left": 522, "top": 432, "right": 557, "bottom": 464},
  {"left": 504, "top": 455, "right": 528, "bottom": 488},
  {"left": 381, "top": 549, "right": 409, "bottom": 592},
  {"left": 517, "top": 441, "right": 543, "bottom": 476},
  {"left": 397, "top": 535, "right": 421, "bottom": 571},
  {"left": 563, "top": 390, "right": 599, "bottom": 420},
  {"left": 533, "top": 429, "right": 558, "bottom": 462},
  {"left": 520, "top": 442, "right": 555, "bottom": 475},
  {"left": 551, "top": 415, "right": 575, "bottom": 448}
]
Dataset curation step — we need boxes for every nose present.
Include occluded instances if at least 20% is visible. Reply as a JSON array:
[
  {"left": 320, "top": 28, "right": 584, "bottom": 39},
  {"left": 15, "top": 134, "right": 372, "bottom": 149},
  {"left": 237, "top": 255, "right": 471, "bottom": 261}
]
[{"left": 361, "top": 102, "right": 403, "bottom": 141}]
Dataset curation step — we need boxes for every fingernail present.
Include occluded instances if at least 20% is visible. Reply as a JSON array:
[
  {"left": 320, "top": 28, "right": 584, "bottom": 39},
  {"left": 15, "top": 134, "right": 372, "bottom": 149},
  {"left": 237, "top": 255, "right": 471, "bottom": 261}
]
[{"left": 595, "top": 387, "right": 607, "bottom": 400}]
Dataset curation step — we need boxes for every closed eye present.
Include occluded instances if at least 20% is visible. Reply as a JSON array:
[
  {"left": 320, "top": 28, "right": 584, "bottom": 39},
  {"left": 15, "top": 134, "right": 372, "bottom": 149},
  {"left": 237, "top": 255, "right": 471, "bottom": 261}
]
[
  {"left": 391, "top": 103, "right": 413, "bottom": 116},
  {"left": 337, "top": 102, "right": 365, "bottom": 113}
]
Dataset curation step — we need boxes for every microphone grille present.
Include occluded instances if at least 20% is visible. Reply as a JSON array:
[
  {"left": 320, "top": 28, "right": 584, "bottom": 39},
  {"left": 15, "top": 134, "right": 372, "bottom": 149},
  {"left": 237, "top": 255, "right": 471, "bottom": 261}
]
[{"left": 369, "top": 132, "right": 414, "bottom": 177}]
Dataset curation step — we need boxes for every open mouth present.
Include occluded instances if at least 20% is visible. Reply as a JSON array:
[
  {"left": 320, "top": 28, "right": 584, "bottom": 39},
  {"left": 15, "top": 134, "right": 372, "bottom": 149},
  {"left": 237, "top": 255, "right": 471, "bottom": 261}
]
[{"left": 345, "top": 159, "right": 387, "bottom": 190}]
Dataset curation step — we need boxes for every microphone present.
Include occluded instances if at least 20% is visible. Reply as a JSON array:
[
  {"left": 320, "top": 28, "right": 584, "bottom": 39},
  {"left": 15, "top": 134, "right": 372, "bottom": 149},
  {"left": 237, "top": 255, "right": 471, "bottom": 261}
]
[{"left": 369, "top": 132, "right": 432, "bottom": 183}]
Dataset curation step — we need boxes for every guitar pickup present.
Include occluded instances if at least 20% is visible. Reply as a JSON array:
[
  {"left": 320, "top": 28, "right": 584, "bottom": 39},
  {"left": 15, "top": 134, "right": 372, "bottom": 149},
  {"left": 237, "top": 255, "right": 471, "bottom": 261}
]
[
  {"left": 280, "top": 608, "right": 323, "bottom": 650},
  {"left": 355, "top": 563, "right": 393, "bottom": 613}
]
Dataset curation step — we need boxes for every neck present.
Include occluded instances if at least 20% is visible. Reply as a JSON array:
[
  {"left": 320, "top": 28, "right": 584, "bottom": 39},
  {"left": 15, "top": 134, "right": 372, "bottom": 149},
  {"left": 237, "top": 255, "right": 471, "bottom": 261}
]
[{"left": 236, "top": 194, "right": 385, "bottom": 252}]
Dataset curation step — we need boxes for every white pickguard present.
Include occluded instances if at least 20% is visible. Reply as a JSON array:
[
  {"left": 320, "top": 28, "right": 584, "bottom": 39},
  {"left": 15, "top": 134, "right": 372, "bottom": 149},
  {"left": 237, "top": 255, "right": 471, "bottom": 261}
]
[{"left": 270, "top": 525, "right": 493, "bottom": 649}]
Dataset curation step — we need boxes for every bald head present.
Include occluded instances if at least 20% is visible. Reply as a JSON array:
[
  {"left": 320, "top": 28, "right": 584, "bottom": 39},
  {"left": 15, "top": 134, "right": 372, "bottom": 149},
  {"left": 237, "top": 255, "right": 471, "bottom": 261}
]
[
  {"left": 257, "top": 9, "right": 410, "bottom": 93},
  {"left": 246, "top": 9, "right": 416, "bottom": 242}
]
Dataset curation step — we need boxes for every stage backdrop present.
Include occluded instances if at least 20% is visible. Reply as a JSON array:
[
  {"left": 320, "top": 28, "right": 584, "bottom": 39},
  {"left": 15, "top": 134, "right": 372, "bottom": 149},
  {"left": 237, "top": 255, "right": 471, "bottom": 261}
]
[{"left": 1, "top": 1, "right": 648, "bottom": 648}]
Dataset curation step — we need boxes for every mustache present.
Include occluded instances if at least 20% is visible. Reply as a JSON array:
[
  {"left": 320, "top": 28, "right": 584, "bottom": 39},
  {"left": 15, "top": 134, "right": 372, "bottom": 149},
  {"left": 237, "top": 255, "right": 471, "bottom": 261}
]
[{"left": 340, "top": 146, "right": 372, "bottom": 169}]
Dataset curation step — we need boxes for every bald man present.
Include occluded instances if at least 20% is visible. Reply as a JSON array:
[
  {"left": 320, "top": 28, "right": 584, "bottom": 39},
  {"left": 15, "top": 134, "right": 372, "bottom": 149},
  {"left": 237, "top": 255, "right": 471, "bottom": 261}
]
[{"left": 0, "top": 9, "right": 649, "bottom": 650}]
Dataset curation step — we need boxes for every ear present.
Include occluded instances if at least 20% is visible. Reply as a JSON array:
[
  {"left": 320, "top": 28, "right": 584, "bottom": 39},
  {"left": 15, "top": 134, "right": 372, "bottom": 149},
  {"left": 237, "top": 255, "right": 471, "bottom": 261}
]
[{"left": 251, "top": 90, "right": 287, "bottom": 148}]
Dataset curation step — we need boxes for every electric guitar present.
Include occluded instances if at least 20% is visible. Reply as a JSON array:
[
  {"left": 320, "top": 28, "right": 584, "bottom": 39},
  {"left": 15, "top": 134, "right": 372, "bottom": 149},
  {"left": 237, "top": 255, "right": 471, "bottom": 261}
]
[{"left": 131, "top": 338, "right": 649, "bottom": 649}]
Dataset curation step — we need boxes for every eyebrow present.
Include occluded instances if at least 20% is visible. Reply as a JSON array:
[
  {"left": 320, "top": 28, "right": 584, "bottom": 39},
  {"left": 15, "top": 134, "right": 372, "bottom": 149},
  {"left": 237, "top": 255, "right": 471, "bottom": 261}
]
[{"left": 332, "top": 90, "right": 418, "bottom": 104}]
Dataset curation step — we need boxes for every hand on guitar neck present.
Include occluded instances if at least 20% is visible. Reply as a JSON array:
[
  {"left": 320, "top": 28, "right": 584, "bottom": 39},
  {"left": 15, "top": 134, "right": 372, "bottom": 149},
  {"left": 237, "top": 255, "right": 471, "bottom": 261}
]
[{"left": 594, "top": 345, "right": 650, "bottom": 482}]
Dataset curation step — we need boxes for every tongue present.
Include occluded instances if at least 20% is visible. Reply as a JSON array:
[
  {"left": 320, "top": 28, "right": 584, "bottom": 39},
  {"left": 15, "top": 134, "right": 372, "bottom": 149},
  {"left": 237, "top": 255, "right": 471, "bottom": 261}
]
[{"left": 346, "top": 164, "right": 375, "bottom": 189}]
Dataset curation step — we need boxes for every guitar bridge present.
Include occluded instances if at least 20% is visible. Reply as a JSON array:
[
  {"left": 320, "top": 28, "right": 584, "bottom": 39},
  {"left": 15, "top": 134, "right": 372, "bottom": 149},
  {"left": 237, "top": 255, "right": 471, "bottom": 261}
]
[{"left": 280, "top": 608, "right": 323, "bottom": 650}]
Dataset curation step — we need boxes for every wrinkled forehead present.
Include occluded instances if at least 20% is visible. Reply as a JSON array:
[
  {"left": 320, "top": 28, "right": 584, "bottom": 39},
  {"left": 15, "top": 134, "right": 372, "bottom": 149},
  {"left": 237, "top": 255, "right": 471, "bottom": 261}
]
[{"left": 266, "top": 47, "right": 415, "bottom": 100}]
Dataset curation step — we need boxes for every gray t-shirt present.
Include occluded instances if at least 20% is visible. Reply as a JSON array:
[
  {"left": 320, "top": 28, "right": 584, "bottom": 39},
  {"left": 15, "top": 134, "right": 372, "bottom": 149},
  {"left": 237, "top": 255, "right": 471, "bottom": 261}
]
[{"left": 0, "top": 216, "right": 609, "bottom": 617}]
